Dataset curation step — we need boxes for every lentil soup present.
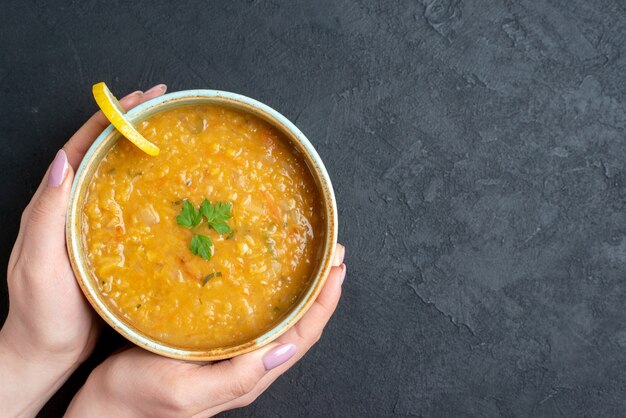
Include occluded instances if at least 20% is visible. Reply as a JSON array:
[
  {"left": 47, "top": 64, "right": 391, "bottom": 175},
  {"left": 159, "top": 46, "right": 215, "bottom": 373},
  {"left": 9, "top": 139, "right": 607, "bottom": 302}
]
[{"left": 83, "top": 104, "right": 324, "bottom": 349}]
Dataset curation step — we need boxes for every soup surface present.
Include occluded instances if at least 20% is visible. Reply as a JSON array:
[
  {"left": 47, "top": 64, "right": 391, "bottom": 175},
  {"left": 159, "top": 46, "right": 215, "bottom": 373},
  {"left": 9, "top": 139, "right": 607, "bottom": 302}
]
[{"left": 83, "top": 104, "right": 323, "bottom": 349}]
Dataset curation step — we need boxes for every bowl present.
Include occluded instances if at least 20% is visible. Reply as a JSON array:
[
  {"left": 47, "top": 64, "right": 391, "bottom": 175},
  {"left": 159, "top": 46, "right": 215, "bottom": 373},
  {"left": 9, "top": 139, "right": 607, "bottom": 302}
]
[{"left": 66, "top": 89, "right": 337, "bottom": 361}]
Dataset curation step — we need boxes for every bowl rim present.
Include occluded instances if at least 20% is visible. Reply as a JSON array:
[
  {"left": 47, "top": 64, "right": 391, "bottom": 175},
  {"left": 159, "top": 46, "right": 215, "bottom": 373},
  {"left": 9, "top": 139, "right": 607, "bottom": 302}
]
[{"left": 66, "top": 89, "right": 338, "bottom": 361}]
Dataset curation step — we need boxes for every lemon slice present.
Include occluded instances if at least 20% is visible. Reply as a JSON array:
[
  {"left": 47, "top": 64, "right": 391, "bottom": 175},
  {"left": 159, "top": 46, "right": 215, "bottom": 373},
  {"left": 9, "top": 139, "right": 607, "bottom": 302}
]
[{"left": 92, "top": 82, "right": 160, "bottom": 156}]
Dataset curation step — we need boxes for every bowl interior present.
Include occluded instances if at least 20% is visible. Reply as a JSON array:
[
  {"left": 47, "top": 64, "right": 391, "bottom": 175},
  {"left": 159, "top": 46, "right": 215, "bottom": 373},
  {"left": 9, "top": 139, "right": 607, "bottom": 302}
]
[{"left": 67, "top": 91, "right": 337, "bottom": 361}]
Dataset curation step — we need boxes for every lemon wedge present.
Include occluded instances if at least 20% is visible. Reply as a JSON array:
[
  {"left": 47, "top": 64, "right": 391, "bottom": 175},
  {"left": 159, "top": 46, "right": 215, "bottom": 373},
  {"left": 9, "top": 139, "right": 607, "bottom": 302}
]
[{"left": 92, "top": 82, "right": 160, "bottom": 156}]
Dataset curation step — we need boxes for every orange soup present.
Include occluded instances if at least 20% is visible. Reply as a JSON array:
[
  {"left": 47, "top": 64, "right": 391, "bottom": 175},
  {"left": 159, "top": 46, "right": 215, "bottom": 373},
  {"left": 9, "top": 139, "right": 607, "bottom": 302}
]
[{"left": 83, "top": 104, "right": 324, "bottom": 349}]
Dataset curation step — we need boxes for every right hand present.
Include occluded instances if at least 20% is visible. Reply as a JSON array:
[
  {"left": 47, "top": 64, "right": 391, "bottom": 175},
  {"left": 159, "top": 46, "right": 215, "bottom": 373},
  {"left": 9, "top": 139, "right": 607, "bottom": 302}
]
[{"left": 65, "top": 244, "right": 346, "bottom": 417}]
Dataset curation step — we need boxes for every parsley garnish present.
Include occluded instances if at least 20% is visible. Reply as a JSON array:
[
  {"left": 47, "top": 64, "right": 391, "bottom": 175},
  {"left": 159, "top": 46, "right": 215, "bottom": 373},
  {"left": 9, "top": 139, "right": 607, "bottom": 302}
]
[
  {"left": 190, "top": 234, "right": 213, "bottom": 260},
  {"left": 176, "top": 201, "right": 202, "bottom": 228},
  {"left": 176, "top": 200, "right": 233, "bottom": 260},
  {"left": 200, "top": 200, "right": 232, "bottom": 234}
]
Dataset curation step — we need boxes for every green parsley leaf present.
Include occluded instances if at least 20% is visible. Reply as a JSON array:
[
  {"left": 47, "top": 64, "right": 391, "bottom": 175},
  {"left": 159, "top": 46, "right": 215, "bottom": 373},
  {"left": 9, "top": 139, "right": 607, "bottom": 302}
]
[
  {"left": 210, "top": 220, "right": 231, "bottom": 234},
  {"left": 199, "top": 199, "right": 214, "bottom": 220},
  {"left": 176, "top": 201, "right": 202, "bottom": 228},
  {"left": 200, "top": 200, "right": 232, "bottom": 233},
  {"left": 190, "top": 234, "right": 212, "bottom": 260},
  {"left": 213, "top": 202, "right": 232, "bottom": 221},
  {"left": 200, "top": 200, "right": 232, "bottom": 223}
]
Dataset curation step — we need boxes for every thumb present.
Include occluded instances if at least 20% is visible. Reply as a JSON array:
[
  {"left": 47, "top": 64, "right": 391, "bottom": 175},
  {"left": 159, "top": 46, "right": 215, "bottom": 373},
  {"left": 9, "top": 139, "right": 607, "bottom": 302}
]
[{"left": 23, "top": 149, "right": 74, "bottom": 259}]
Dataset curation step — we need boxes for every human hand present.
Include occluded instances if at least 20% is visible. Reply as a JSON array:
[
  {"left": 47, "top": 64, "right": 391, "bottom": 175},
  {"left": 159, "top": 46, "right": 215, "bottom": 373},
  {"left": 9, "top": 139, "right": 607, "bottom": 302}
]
[
  {"left": 0, "top": 84, "right": 167, "bottom": 418},
  {"left": 65, "top": 244, "right": 346, "bottom": 418}
]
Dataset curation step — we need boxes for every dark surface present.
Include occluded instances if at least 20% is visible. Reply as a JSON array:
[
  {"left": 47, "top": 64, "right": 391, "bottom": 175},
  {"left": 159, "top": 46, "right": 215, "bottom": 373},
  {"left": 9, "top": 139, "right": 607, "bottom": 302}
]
[{"left": 1, "top": 0, "right": 626, "bottom": 416}]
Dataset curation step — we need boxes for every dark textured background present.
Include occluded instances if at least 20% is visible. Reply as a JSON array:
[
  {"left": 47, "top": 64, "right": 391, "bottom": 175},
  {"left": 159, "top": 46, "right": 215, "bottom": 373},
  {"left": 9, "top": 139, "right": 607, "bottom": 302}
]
[{"left": 1, "top": 0, "right": 626, "bottom": 416}]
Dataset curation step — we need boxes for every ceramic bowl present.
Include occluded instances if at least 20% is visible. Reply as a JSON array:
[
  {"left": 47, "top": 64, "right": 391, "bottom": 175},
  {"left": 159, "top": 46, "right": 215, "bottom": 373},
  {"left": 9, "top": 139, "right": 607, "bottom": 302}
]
[{"left": 66, "top": 90, "right": 338, "bottom": 361}]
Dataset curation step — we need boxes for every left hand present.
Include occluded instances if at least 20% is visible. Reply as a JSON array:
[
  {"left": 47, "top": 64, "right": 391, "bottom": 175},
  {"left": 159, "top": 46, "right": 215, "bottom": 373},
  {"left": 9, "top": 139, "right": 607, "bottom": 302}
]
[{"left": 0, "top": 84, "right": 167, "bottom": 418}]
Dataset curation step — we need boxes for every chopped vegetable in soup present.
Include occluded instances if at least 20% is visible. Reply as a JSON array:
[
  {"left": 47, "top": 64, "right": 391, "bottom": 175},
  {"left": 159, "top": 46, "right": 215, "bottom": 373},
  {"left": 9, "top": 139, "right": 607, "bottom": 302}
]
[{"left": 83, "top": 104, "right": 323, "bottom": 349}]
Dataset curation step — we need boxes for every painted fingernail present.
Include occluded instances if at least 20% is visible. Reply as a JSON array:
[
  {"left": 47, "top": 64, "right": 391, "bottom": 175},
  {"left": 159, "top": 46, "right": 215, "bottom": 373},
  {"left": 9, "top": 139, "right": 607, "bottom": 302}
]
[
  {"left": 340, "top": 264, "right": 347, "bottom": 284},
  {"left": 262, "top": 343, "right": 296, "bottom": 370},
  {"left": 334, "top": 244, "right": 345, "bottom": 265},
  {"left": 145, "top": 84, "right": 167, "bottom": 95},
  {"left": 48, "top": 149, "right": 69, "bottom": 188}
]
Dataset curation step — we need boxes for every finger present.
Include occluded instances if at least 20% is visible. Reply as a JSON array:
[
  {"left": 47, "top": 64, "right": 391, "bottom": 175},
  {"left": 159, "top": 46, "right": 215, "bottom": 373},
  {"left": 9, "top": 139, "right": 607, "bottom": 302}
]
[
  {"left": 64, "top": 84, "right": 167, "bottom": 169},
  {"left": 9, "top": 169, "right": 53, "bottom": 271},
  {"left": 204, "top": 264, "right": 346, "bottom": 415},
  {"left": 332, "top": 243, "right": 345, "bottom": 267},
  {"left": 183, "top": 340, "right": 295, "bottom": 413},
  {"left": 285, "top": 263, "right": 345, "bottom": 344},
  {"left": 19, "top": 150, "right": 75, "bottom": 267}
]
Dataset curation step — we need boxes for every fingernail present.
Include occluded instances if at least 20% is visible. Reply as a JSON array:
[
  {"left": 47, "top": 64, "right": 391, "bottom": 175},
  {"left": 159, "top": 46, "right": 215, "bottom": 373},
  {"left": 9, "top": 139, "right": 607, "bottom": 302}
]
[
  {"left": 334, "top": 244, "right": 345, "bottom": 265},
  {"left": 340, "top": 264, "right": 347, "bottom": 284},
  {"left": 48, "top": 149, "right": 69, "bottom": 188},
  {"left": 145, "top": 84, "right": 167, "bottom": 95},
  {"left": 263, "top": 343, "right": 296, "bottom": 370}
]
